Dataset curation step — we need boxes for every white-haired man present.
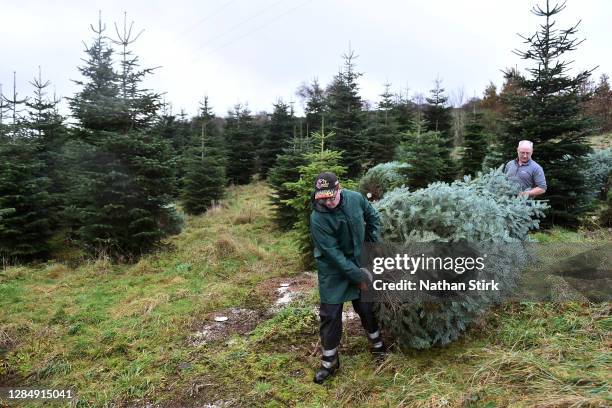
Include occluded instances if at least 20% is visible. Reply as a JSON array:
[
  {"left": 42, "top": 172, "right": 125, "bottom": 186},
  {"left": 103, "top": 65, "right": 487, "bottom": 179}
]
[{"left": 503, "top": 140, "right": 547, "bottom": 197}]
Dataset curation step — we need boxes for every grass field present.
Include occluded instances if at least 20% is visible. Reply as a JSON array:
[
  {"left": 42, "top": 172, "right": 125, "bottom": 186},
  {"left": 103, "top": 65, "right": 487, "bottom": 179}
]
[{"left": 1, "top": 183, "right": 610, "bottom": 407}]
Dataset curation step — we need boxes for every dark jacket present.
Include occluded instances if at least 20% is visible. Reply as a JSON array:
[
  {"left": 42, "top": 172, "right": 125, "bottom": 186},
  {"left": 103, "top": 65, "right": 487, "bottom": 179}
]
[{"left": 310, "top": 189, "right": 381, "bottom": 304}]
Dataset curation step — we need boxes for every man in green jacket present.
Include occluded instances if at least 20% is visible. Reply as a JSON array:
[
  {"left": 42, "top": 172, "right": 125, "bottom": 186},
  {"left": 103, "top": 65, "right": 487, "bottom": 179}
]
[{"left": 310, "top": 172, "right": 384, "bottom": 384}]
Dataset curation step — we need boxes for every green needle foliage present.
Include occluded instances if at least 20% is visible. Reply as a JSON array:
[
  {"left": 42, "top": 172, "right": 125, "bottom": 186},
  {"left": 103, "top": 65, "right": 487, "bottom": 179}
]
[
  {"left": 358, "top": 161, "right": 409, "bottom": 201},
  {"left": 374, "top": 168, "right": 548, "bottom": 349},
  {"left": 180, "top": 97, "right": 227, "bottom": 215},
  {"left": 498, "top": 0, "right": 596, "bottom": 227},
  {"left": 285, "top": 127, "right": 355, "bottom": 268},
  {"left": 395, "top": 130, "right": 444, "bottom": 189},
  {"left": 327, "top": 50, "right": 366, "bottom": 178},
  {"left": 267, "top": 137, "right": 314, "bottom": 231},
  {"left": 66, "top": 16, "right": 179, "bottom": 259},
  {"left": 258, "top": 100, "right": 294, "bottom": 178},
  {"left": 0, "top": 137, "right": 52, "bottom": 262},
  {"left": 423, "top": 79, "right": 457, "bottom": 182},
  {"left": 461, "top": 112, "right": 488, "bottom": 177},
  {"left": 225, "top": 104, "right": 257, "bottom": 185}
]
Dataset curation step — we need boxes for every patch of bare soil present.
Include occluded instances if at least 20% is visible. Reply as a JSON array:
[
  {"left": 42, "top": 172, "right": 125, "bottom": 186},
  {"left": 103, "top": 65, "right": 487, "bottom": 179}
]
[
  {"left": 189, "top": 273, "right": 317, "bottom": 347},
  {"left": 190, "top": 308, "right": 267, "bottom": 346},
  {"left": 254, "top": 272, "right": 316, "bottom": 309}
]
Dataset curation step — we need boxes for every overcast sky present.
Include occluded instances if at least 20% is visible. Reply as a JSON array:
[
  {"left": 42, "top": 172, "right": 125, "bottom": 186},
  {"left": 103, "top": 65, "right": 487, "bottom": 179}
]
[{"left": 1, "top": 0, "right": 611, "bottom": 118}]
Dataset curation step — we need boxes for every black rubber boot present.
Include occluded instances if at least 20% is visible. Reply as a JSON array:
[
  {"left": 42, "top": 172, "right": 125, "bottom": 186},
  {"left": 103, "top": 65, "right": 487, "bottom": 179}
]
[
  {"left": 313, "top": 354, "right": 340, "bottom": 384},
  {"left": 368, "top": 330, "right": 387, "bottom": 355}
]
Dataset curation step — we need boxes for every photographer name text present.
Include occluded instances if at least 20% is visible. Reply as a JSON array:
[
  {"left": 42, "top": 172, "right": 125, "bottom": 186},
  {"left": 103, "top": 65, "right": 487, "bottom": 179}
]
[{"left": 373, "top": 279, "right": 500, "bottom": 291}]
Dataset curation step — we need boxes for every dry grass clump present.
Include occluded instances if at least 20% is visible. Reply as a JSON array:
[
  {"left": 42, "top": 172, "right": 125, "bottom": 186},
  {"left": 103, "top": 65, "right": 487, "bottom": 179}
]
[
  {"left": 532, "top": 395, "right": 609, "bottom": 408},
  {"left": 0, "top": 325, "right": 17, "bottom": 350},
  {"left": 0, "top": 321, "right": 36, "bottom": 352},
  {"left": 88, "top": 254, "right": 113, "bottom": 276},
  {"left": 44, "top": 263, "right": 71, "bottom": 279},
  {"left": 1, "top": 266, "right": 30, "bottom": 280},
  {"left": 127, "top": 258, "right": 160, "bottom": 276},
  {"left": 119, "top": 293, "right": 171, "bottom": 317},
  {"left": 471, "top": 350, "right": 559, "bottom": 386},
  {"left": 214, "top": 234, "right": 240, "bottom": 257}
]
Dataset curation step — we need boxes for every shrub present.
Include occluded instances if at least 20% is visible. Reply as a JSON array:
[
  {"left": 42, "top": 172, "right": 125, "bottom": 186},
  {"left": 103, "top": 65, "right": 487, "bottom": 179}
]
[{"left": 583, "top": 148, "right": 612, "bottom": 200}]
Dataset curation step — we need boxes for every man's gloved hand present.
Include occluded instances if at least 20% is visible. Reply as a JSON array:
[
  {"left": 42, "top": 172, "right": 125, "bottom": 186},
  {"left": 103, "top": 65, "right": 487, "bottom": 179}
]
[
  {"left": 360, "top": 267, "right": 373, "bottom": 282},
  {"left": 359, "top": 268, "right": 373, "bottom": 291}
]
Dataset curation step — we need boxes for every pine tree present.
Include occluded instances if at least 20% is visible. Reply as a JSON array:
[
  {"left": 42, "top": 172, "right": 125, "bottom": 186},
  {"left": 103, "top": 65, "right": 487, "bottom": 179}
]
[
  {"left": 258, "top": 100, "right": 294, "bottom": 177},
  {"left": 267, "top": 136, "right": 314, "bottom": 230},
  {"left": 225, "top": 104, "right": 257, "bottom": 185},
  {"left": 388, "top": 87, "right": 415, "bottom": 135},
  {"left": 0, "top": 71, "right": 54, "bottom": 263},
  {"left": 0, "top": 84, "right": 9, "bottom": 135},
  {"left": 296, "top": 78, "right": 326, "bottom": 136},
  {"left": 111, "top": 13, "right": 162, "bottom": 130},
  {"left": 499, "top": 0, "right": 595, "bottom": 227},
  {"left": 68, "top": 16, "right": 125, "bottom": 135},
  {"left": 285, "top": 125, "right": 355, "bottom": 268},
  {"left": 2, "top": 72, "right": 29, "bottom": 132},
  {"left": 326, "top": 50, "right": 366, "bottom": 178},
  {"left": 395, "top": 130, "right": 444, "bottom": 189},
  {"left": 67, "top": 15, "right": 179, "bottom": 258},
  {"left": 461, "top": 112, "right": 488, "bottom": 176},
  {"left": 180, "top": 97, "right": 227, "bottom": 215},
  {"left": 423, "top": 78, "right": 457, "bottom": 182},
  {"left": 194, "top": 96, "right": 226, "bottom": 163},
  {"left": 0, "top": 137, "right": 52, "bottom": 262},
  {"left": 25, "top": 68, "right": 69, "bottom": 226},
  {"left": 364, "top": 83, "right": 401, "bottom": 168}
]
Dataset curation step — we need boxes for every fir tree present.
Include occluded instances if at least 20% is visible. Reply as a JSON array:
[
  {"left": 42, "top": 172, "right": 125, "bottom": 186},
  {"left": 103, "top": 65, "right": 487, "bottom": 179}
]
[
  {"left": 149, "top": 107, "right": 194, "bottom": 198},
  {"left": 461, "top": 112, "right": 488, "bottom": 176},
  {"left": 391, "top": 88, "right": 416, "bottom": 134},
  {"left": 326, "top": 50, "right": 366, "bottom": 178},
  {"left": 285, "top": 125, "right": 355, "bottom": 268},
  {"left": 375, "top": 169, "right": 548, "bottom": 349},
  {"left": 2, "top": 72, "right": 29, "bottom": 131},
  {"left": 423, "top": 78, "right": 457, "bottom": 182},
  {"left": 67, "top": 15, "right": 179, "bottom": 258},
  {"left": 396, "top": 130, "right": 443, "bottom": 189},
  {"left": 267, "top": 136, "right": 313, "bottom": 230},
  {"left": 0, "top": 84, "right": 9, "bottom": 134},
  {"left": 194, "top": 96, "right": 226, "bottom": 163},
  {"left": 358, "top": 161, "right": 409, "bottom": 201},
  {"left": 296, "top": 78, "right": 326, "bottom": 136},
  {"left": 0, "top": 137, "right": 52, "bottom": 262},
  {"left": 424, "top": 78, "right": 453, "bottom": 135},
  {"left": 180, "top": 97, "right": 227, "bottom": 215},
  {"left": 364, "top": 83, "right": 401, "bottom": 167},
  {"left": 68, "top": 15, "right": 125, "bottom": 135},
  {"left": 25, "top": 68, "right": 69, "bottom": 231},
  {"left": 225, "top": 104, "right": 257, "bottom": 185},
  {"left": 499, "top": 0, "right": 595, "bottom": 227},
  {"left": 258, "top": 100, "right": 294, "bottom": 177},
  {"left": 111, "top": 12, "right": 161, "bottom": 130}
]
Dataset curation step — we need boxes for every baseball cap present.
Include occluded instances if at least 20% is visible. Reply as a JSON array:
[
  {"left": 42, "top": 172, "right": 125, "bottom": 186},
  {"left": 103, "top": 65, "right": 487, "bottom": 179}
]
[{"left": 314, "top": 172, "right": 339, "bottom": 200}]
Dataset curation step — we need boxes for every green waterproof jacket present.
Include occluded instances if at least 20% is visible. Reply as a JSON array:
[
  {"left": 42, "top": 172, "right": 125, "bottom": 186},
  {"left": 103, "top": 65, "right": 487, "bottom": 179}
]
[{"left": 310, "top": 189, "right": 381, "bottom": 304}]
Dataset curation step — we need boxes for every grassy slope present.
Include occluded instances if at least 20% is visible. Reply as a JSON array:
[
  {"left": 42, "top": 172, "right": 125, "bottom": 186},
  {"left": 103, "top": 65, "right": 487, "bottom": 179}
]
[{"left": 0, "top": 183, "right": 610, "bottom": 407}]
